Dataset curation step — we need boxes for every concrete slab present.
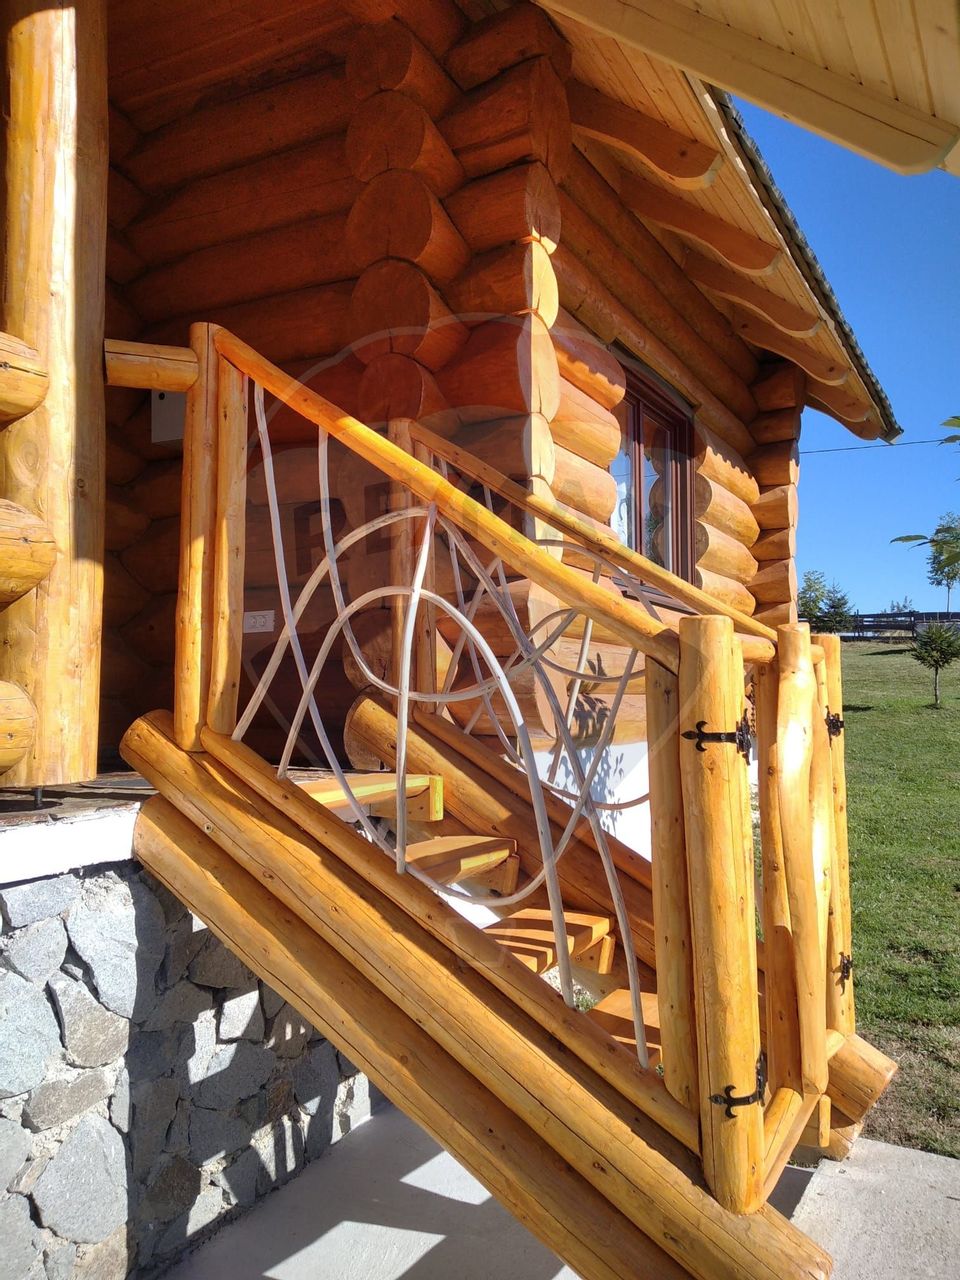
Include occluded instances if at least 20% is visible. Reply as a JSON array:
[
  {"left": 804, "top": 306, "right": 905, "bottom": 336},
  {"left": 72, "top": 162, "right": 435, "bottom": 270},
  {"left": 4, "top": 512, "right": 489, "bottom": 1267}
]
[
  {"left": 163, "top": 1109, "right": 959, "bottom": 1280},
  {"left": 163, "top": 1106, "right": 577, "bottom": 1280},
  {"left": 790, "top": 1138, "right": 960, "bottom": 1280}
]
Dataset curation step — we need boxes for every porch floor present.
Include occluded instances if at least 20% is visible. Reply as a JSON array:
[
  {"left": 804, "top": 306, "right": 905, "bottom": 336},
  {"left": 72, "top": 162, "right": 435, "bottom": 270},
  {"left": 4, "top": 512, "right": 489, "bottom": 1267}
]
[{"left": 162, "top": 1104, "right": 960, "bottom": 1280}]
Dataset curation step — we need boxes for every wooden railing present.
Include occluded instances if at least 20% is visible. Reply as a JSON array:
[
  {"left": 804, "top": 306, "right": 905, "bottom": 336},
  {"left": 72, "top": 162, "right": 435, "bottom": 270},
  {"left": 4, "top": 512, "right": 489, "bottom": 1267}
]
[{"left": 112, "top": 328, "right": 866, "bottom": 1216}]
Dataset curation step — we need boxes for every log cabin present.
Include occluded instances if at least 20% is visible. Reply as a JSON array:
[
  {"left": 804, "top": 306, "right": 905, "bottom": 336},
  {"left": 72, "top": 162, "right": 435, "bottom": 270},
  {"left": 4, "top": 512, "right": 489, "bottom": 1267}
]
[{"left": 2, "top": 1, "right": 954, "bottom": 1276}]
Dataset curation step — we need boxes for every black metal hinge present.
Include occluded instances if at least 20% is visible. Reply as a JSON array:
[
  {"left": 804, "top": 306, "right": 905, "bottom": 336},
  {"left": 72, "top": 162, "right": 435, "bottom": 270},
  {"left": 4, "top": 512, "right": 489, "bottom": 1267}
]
[
  {"left": 682, "top": 711, "right": 752, "bottom": 761},
  {"left": 825, "top": 709, "right": 845, "bottom": 738},
  {"left": 709, "top": 1053, "right": 767, "bottom": 1119},
  {"left": 839, "top": 952, "right": 853, "bottom": 992}
]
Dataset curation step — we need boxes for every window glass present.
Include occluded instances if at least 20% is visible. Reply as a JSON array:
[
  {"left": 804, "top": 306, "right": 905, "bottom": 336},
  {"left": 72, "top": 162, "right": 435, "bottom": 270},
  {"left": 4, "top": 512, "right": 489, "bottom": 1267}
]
[
  {"left": 611, "top": 400, "right": 636, "bottom": 551},
  {"left": 611, "top": 366, "right": 695, "bottom": 580}
]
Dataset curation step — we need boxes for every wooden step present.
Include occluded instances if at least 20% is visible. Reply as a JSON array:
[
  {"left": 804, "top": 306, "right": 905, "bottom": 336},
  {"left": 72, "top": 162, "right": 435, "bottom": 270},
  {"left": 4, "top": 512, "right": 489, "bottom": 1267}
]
[
  {"left": 295, "top": 771, "right": 443, "bottom": 822},
  {"left": 587, "top": 985, "right": 662, "bottom": 1068},
  {"left": 484, "top": 907, "right": 615, "bottom": 975},
  {"left": 404, "top": 834, "right": 519, "bottom": 890}
]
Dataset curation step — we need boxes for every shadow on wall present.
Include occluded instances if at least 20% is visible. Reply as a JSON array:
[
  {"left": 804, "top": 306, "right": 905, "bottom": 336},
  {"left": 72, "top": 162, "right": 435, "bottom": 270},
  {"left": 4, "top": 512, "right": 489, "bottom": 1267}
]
[{"left": 0, "top": 859, "right": 379, "bottom": 1278}]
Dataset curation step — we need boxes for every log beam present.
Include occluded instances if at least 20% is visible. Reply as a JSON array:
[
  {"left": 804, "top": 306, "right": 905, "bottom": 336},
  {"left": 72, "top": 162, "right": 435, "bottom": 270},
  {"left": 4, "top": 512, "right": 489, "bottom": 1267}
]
[
  {"left": 134, "top": 796, "right": 676, "bottom": 1280},
  {"left": 0, "top": 680, "right": 36, "bottom": 776},
  {"left": 619, "top": 170, "right": 779, "bottom": 275},
  {"left": 104, "top": 339, "right": 199, "bottom": 391},
  {"left": 446, "top": 162, "right": 561, "bottom": 254},
  {"left": 440, "top": 56, "right": 571, "bottom": 180},
  {"left": 567, "top": 80, "right": 721, "bottom": 188},
  {"left": 346, "top": 19, "right": 459, "bottom": 118},
  {"left": 121, "top": 68, "right": 353, "bottom": 194},
  {"left": 346, "top": 90, "right": 465, "bottom": 195},
  {"left": 349, "top": 259, "right": 468, "bottom": 371},
  {"left": 445, "top": 2, "right": 571, "bottom": 90},
  {"left": 563, "top": 153, "right": 757, "bottom": 386},
  {"left": 128, "top": 215, "right": 354, "bottom": 326},
  {"left": 732, "top": 312, "right": 849, "bottom": 386},
  {"left": 346, "top": 168, "right": 470, "bottom": 284},
  {"left": 0, "top": 332, "right": 47, "bottom": 422},
  {"left": 684, "top": 251, "right": 820, "bottom": 337}
]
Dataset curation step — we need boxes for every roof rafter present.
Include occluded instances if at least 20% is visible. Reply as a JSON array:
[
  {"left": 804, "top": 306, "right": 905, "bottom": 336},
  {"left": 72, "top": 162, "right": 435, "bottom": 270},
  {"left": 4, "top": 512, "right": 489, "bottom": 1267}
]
[
  {"left": 682, "top": 249, "right": 820, "bottom": 337},
  {"left": 541, "top": 0, "right": 959, "bottom": 174},
  {"left": 618, "top": 170, "right": 780, "bottom": 275},
  {"left": 567, "top": 79, "right": 721, "bottom": 188},
  {"left": 804, "top": 377, "right": 874, "bottom": 428},
  {"left": 731, "top": 311, "right": 848, "bottom": 385}
]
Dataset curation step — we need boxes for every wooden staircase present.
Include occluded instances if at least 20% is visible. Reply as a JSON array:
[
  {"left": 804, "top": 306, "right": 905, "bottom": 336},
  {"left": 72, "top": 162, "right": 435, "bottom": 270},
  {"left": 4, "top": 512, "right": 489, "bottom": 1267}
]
[
  {"left": 123, "top": 709, "right": 838, "bottom": 1280},
  {"left": 115, "top": 325, "right": 897, "bottom": 1280}
]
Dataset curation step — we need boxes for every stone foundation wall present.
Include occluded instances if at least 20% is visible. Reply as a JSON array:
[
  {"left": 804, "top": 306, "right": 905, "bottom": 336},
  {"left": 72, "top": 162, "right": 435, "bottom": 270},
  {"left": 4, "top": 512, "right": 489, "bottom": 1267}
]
[{"left": 0, "top": 862, "right": 376, "bottom": 1279}]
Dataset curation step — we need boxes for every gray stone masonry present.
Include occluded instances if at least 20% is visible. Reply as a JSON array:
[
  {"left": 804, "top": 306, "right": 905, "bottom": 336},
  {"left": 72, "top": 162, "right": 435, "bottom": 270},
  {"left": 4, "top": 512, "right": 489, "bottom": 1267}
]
[{"left": 0, "top": 862, "right": 377, "bottom": 1279}]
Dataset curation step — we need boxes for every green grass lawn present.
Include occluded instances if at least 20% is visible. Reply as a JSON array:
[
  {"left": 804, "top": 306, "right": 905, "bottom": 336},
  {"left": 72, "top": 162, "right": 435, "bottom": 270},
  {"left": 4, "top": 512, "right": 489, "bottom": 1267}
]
[{"left": 841, "top": 642, "right": 960, "bottom": 1157}]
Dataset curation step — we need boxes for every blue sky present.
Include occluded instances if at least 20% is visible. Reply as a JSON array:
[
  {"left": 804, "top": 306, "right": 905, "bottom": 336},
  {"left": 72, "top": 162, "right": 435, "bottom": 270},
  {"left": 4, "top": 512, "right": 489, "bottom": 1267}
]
[{"left": 735, "top": 101, "right": 960, "bottom": 612}]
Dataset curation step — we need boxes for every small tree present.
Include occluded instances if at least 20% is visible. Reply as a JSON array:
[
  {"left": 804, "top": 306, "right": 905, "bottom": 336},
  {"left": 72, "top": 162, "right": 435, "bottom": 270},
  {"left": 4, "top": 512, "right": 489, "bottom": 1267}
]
[
  {"left": 926, "top": 511, "right": 960, "bottom": 612},
  {"left": 885, "top": 595, "right": 913, "bottom": 614},
  {"left": 818, "top": 583, "right": 853, "bottom": 634},
  {"left": 910, "top": 623, "right": 960, "bottom": 708},
  {"left": 798, "top": 570, "right": 828, "bottom": 622}
]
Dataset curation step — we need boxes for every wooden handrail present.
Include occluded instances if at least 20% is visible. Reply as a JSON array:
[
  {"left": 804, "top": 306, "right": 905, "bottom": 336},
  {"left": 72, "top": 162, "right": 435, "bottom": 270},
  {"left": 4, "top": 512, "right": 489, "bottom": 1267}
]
[
  {"left": 410, "top": 420, "right": 778, "bottom": 655},
  {"left": 212, "top": 326, "right": 684, "bottom": 673}
]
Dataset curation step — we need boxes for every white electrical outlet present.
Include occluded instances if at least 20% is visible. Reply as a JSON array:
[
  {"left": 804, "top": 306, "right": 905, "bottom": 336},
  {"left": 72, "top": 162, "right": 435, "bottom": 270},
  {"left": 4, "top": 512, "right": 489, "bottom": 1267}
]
[{"left": 243, "top": 610, "right": 275, "bottom": 634}]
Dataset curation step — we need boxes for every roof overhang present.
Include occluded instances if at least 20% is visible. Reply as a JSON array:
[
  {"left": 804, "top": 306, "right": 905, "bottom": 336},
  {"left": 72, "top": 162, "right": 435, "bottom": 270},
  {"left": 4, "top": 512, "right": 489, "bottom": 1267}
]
[
  {"left": 532, "top": 0, "right": 906, "bottom": 439},
  {"left": 539, "top": 0, "right": 960, "bottom": 178}
]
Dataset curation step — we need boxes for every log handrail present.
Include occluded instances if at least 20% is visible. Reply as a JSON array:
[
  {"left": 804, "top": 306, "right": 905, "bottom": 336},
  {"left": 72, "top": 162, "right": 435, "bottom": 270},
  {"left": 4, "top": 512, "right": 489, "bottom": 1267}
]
[
  {"left": 211, "top": 326, "right": 684, "bottom": 673},
  {"left": 409, "top": 419, "right": 778, "bottom": 657},
  {"left": 102, "top": 332, "right": 786, "bottom": 665}
]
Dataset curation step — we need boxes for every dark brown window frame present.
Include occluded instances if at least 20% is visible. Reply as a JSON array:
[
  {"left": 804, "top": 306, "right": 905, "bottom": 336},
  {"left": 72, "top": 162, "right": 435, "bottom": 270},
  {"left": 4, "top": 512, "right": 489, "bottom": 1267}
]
[{"left": 615, "top": 362, "right": 696, "bottom": 582}]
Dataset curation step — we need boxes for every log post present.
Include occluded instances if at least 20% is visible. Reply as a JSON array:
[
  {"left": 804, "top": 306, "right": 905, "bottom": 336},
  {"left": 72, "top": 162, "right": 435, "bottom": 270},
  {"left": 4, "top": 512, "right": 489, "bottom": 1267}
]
[
  {"left": 776, "top": 624, "right": 828, "bottom": 1094},
  {"left": 205, "top": 358, "right": 248, "bottom": 735},
  {"left": 645, "top": 659, "right": 698, "bottom": 1111},
  {"left": 0, "top": 0, "right": 108, "bottom": 786},
  {"left": 753, "top": 658, "right": 802, "bottom": 1094},
  {"left": 813, "top": 632, "right": 855, "bottom": 1034},
  {"left": 809, "top": 656, "right": 835, "bottom": 960},
  {"left": 677, "top": 615, "right": 764, "bottom": 1213},
  {"left": 174, "top": 324, "right": 219, "bottom": 750}
]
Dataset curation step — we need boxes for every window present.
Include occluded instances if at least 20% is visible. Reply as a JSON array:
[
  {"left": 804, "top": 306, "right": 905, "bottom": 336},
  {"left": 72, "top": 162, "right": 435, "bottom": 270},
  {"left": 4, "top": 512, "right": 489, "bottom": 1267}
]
[{"left": 610, "top": 366, "right": 695, "bottom": 580}]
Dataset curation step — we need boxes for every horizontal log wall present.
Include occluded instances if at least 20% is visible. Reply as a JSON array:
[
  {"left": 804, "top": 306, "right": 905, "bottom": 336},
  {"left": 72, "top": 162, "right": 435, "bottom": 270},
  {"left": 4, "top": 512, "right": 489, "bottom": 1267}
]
[
  {"left": 747, "top": 364, "right": 805, "bottom": 627},
  {"left": 550, "top": 154, "right": 766, "bottom": 616},
  {"left": 99, "top": 0, "right": 804, "bottom": 760},
  {"left": 102, "top": 41, "right": 375, "bottom": 761}
]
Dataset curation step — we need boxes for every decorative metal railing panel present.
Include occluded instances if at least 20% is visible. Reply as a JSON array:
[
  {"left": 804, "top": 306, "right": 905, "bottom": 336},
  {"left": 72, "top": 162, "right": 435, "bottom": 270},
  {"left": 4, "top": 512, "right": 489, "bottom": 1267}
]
[{"left": 233, "top": 375, "right": 672, "bottom": 1063}]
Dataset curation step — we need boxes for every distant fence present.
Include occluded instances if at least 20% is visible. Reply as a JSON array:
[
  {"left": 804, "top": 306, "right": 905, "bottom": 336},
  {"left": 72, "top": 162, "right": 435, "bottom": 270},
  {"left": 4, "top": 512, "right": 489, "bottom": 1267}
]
[{"left": 838, "top": 611, "right": 960, "bottom": 641}]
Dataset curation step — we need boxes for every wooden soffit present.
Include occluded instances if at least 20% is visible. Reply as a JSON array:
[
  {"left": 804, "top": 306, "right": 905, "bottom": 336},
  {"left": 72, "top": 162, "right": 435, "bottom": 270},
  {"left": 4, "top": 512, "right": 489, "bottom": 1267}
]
[{"left": 539, "top": 0, "right": 960, "bottom": 177}]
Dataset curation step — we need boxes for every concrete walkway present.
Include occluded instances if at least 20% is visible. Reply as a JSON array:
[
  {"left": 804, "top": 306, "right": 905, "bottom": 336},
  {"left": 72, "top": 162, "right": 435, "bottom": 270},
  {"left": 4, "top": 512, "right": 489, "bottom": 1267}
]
[{"left": 164, "top": 1106, "right": 959, "bottom": 1280}]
